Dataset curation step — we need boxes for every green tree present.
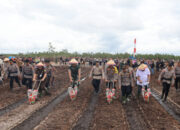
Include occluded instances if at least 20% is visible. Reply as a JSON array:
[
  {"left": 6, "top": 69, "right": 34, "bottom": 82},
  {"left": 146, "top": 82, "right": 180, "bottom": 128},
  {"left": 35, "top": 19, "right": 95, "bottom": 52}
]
[{"left": 48, "top": 42, "right": 55, "bottom": 53}]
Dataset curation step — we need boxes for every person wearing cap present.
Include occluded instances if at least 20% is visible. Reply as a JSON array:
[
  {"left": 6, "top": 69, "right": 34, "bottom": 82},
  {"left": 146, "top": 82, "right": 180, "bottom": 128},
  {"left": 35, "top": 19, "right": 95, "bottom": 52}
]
[
  {"left": 174, "top": 61, "right": 180, "bottom": 90},
  {"left": 89, "top": 60, "right": 104, "bottom": 93},
  {"left": 158, "top": 63, "right": 175, "bottom": 101},
  {"left": 22, "top": 59, "right": 34, "bottom": 89},
  {"left": 104, "top": 59, "right": 118, "bottom": 97},
  {"left": 7, "top": 59, "right": 21, "bottom": 90},
  {"left": 136, "top": 63, "right": 151, "bottom": 99},
  {"left": 68, "top": 58, "right": 81, "bottom": 87},
  {"left": 33, "top": 62, "right": 49, "bottom": 96}
]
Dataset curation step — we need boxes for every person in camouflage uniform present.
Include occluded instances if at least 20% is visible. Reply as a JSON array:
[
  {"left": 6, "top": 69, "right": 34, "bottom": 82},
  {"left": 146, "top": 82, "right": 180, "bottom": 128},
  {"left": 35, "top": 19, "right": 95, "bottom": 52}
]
[{"left": 33, "top": 62, "right": 50, "bottom": 96}]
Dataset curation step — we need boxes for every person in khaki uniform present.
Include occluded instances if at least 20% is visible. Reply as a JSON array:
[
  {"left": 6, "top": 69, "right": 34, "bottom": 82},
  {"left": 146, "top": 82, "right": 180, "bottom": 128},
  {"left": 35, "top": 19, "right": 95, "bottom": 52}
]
[
  {"left": 158, "top": 63, "right": 175, "bottom": 102},
  {"left": 119, "top": 64, "right": 134, "bottom": 104},
  {"left": 174, "top": 61, "right": 180, "bottom": 90},
  {"left": 89, "top": 60, "right": 104, "bottom": 93},
  {"left": 7, "top": 59, "right": 21, "bottom": 90}
]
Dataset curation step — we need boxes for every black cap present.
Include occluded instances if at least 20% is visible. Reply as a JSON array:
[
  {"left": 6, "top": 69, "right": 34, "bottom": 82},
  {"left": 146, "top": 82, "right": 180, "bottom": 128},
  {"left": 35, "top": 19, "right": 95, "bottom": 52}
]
[
  {"left": 45, "top": 59, "right": 50, "bottom": 63},
  {"left": 25, "top": 59, "right": 29, "bottom": 63},
  {"left": 168, "top": 63, "right": 173, "bottom": 67}
]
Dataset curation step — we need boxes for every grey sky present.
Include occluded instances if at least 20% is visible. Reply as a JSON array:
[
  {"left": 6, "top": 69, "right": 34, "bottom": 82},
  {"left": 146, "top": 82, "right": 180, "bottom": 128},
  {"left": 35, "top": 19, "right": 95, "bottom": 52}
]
[{"left": 0, "top": 0, "right": 180, "bottom": 55}]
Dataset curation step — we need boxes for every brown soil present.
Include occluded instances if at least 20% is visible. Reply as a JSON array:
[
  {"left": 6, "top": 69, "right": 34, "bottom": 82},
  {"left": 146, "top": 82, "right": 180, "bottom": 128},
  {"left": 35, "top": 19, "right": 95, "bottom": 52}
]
[
  {"left": 0, "top": 67, "right": 179, "bottom": 130},
  {"left": 152, "top": 72, "right": 180, "bottom": 106},
  {"left": 34, "top": 75, "right": 93, "bottom": 130},
  {"left": 0, "top": 66, "right": 68, "bottom": 109},
  {"left": 89, "top": 82, "right": 129, "bottom": 130}
]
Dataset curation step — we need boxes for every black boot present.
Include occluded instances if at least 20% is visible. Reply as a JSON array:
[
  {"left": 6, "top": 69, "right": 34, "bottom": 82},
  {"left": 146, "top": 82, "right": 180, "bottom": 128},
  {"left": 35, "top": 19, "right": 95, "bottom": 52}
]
[
  {"left": 163, "top": 98, "right": 166, "bottom": 102},
  {"left": 161, "top": 95, "right": 163, "bottom": 99},
  {"left": 45, "top": 87, "right": 51, "bottom": 96},
  {"left": 161, "top": 92, "right": 164, "bottom": 99}
]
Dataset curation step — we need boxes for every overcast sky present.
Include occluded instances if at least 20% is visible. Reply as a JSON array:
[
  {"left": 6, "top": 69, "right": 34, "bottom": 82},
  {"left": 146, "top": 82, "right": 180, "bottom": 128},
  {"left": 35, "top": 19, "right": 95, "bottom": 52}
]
[{"left": 0, "top": 0, "right": 180, "bottom": 55}]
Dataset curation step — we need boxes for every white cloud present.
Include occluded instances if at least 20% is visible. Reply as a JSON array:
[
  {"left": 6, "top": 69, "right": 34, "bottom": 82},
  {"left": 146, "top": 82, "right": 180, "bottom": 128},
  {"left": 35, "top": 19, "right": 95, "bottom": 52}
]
[{"left": 0, "top": 0, "right": 179, "bottom": 55}]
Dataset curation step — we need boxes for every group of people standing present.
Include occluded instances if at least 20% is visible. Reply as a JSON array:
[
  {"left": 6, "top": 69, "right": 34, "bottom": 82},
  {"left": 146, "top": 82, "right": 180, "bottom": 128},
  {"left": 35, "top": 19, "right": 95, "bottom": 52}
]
[
  {"left": 68, "top": 58, "right": 180, "bottom": 104},
  {"left": 0, "top": 57, "right": 56, "bottom": 96},
  {"left": 0, "top": 57, "right": 180, "bottom": 104}
]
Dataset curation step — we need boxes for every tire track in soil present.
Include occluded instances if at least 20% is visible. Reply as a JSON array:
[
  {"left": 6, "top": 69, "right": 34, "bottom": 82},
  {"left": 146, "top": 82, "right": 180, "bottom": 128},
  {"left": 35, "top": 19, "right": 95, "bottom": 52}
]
[
  {"left": 151, "top": 89, "right": 180, "bottom": 122},
  {"left": 89, "top": 82, "right": 129, "bottom": 130},
  {"left": 72, "top": 91, "right": 99, "bottom": 130},
  {"left": 123, "top": 94, "right": 151, "bottom": 130},
  {"left": 129, "top": 87, "right": 180, "bottom": 130},
  {"left": 33, "top": 77, "right": 92, "bottom": 130},
  {"left": 0, "top": 67, "right": 68, "bottom": 117},
  {"left": 140, "top": 95, "right": 180, "bottom": 130},
  {"left": 12, "top": 89, "right": 68, "bottom": 130},
  {"left": 151, "top": 72, "right": 180, "bottom": 106},
  {"left": 0, "top": 98, "right": 27, "bottom": 117},
  {"left": 0, "top": 85, "right": 27, "bottom": 109}
]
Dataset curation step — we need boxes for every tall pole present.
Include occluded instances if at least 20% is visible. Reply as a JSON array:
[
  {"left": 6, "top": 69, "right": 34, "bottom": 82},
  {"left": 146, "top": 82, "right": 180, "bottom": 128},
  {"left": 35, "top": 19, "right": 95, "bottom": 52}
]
[{"left": 133, "top": 38, "right": 136, "bottom": 58}]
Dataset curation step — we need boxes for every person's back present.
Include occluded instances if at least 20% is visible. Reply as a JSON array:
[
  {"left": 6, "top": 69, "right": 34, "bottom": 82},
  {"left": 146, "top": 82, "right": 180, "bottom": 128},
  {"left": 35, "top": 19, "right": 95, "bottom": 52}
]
[
  {"left": 175, "top": 65, "right": 180, "bottom": 77},
  {"left": 23, "top": 64, "right": 33, "bottom": 79}
]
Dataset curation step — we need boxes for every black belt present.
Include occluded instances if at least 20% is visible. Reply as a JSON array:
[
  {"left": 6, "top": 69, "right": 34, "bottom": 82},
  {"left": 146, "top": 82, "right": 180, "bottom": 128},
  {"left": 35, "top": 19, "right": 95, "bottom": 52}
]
[
  {"left": 93, "top": 74, "right": 102, "bottom": 76},
  {"left": 24, "top": 73, "right": 33, "bottom": 76},
  {"left": 10, "top": 72, "right": 18, "bottom": 74},
  {"left": 163, "top": 78, "right": 172, "bottom": 81}
]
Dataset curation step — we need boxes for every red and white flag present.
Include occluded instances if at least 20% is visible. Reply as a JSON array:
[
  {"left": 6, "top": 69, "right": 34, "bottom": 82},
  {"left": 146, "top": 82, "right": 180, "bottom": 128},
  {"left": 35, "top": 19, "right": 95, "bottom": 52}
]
[
  {"left": 134, "top": 38, "right": 136, "bottom": 44},
  {"left": 134, "top": 38, "right": 136, "bottom": 57}
]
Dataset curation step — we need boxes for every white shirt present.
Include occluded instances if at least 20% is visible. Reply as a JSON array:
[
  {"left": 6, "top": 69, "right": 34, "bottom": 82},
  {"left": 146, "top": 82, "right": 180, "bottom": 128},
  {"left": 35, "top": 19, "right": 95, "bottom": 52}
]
[{"left": 136, "top": 68, "right": 150, "bottom": 86}]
